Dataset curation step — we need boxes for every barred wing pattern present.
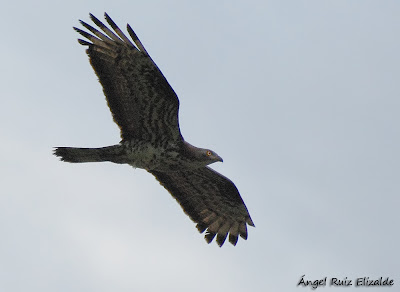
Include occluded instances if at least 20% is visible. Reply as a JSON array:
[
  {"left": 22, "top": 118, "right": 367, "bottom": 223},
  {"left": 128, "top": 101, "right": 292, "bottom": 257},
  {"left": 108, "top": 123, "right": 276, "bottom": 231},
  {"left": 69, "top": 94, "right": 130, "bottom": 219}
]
[
  {"left": 150, "top": 167, "right": 254, "bottom": 246},
  {"left": 74, "top": 13, "right": 182, "bottom": 143},
  {"left": 65, "top": 13, "right": 255, "bottom": 247}
]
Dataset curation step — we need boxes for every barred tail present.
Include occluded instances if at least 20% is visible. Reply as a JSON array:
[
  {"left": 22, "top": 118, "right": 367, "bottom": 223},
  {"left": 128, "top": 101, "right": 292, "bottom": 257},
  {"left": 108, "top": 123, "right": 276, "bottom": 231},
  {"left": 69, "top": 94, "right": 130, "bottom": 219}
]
[{"left": 53, "top": 145, "right": 123, "bottom": 163}]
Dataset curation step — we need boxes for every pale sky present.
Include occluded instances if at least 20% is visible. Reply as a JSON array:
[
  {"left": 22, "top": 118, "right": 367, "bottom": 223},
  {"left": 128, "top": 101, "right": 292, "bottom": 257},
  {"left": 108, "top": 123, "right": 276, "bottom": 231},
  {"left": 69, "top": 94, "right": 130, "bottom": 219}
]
[{"left": 1, "top": 1, "right": 399, "bottom": 291}]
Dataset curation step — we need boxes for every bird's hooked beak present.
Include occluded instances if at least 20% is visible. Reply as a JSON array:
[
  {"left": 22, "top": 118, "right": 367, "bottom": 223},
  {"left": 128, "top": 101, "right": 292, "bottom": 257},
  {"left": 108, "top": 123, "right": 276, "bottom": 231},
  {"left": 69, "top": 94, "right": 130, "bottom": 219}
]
[{"left": 216, "top": 155, "right": 223, "bottom": 163}]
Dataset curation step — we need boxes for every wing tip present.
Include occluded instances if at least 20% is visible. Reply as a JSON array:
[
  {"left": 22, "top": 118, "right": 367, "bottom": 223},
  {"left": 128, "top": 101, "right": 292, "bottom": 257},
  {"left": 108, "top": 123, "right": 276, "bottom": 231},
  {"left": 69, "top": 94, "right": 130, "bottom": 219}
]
[
  {"left": 229, "top": 234, "right": 239, "bottom": 246},
  {"left": 199, "top": 218, "right": 255, "bottom": 247},
  {"left": 196, "top": 223, "right": 207, "bottom": 234},
  {"left": 247, "top": 216, "right": 255, "bottom": 227},
  {"left": 104, "top": 12, "right": 111, "bottom": 21},
  {"left": 77, "top": 39, "right": 91, "bottom": 46},
  {"left": 204, "top": 231, "right": 216, "bottom": 244},
  {"left": 216, "top": 233, "right": 228, "bottom": 247}
]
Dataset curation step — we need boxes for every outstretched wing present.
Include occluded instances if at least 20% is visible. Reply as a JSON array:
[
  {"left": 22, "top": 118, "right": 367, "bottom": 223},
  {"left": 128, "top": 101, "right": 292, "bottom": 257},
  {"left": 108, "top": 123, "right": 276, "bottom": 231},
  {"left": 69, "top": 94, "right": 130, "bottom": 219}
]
[
  {"left": 149, "top": 167, "right": 254, "bottom": 247},
  {"left": 74, "top": 13, "right": 182, "bottom": 143}
]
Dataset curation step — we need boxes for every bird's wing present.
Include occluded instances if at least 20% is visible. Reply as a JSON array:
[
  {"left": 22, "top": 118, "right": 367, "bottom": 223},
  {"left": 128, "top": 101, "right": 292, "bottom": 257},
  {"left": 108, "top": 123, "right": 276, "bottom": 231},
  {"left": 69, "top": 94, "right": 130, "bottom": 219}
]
[
  {"left": 149, "top": 167, "right": 254, "bottom": 246},
  {"left": 74, "top": 13, "right": 182, "bottom": 143}
]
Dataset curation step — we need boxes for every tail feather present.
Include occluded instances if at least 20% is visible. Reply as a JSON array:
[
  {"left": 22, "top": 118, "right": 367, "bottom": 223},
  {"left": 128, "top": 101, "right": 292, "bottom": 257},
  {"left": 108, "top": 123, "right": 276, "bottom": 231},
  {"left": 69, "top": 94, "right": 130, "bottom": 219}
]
[{"left": 53, "top": 145, "right": 122, "bottom": 163}]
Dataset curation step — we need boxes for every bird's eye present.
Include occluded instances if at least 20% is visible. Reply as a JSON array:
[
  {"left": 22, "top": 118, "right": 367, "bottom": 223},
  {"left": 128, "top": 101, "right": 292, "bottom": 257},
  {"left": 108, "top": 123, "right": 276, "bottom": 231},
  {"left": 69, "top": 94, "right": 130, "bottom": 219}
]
[{"left": 206, "top": 150, "right": 212, "bottom": 157}]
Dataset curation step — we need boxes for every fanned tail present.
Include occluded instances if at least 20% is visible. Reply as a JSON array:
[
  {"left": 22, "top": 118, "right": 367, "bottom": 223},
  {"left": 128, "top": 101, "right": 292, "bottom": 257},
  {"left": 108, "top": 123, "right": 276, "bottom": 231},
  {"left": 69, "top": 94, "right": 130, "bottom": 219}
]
[{"left": 53, "top": 145, "right": 123, "bottom": 163}]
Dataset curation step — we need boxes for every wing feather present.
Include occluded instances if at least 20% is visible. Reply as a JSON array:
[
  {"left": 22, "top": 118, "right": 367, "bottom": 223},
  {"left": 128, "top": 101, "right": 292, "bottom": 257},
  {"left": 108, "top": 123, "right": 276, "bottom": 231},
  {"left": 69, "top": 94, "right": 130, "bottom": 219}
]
[
  {"left": 228, "top": 222, "right": 239, "bottom": 245},
  {"left": 75, "top": 13, "right": 182, "bottom": 143},
  {"left": 149, "top": 167, "right": 254, "bottom": 247},
  {"left": 104, "top": 13, "right": 135, "bottom": 46},
  {"left": 89, "top": 13, "right": 124, "bottom": 43}
]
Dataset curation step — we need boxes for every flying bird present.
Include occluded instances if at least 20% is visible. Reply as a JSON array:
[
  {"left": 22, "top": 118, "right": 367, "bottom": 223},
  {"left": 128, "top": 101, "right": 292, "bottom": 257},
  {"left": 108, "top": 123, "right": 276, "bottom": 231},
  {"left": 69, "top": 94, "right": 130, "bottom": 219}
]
[{"left": 54, "top": 13, "right": 254, "bottom": 246}]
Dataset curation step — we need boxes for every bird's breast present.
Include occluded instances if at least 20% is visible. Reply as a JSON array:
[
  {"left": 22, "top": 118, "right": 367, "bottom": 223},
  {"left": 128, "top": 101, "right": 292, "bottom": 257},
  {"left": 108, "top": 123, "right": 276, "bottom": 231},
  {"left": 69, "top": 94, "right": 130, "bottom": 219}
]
[{"left": 121, "top": 140, "right": 185, "bottom": 171}]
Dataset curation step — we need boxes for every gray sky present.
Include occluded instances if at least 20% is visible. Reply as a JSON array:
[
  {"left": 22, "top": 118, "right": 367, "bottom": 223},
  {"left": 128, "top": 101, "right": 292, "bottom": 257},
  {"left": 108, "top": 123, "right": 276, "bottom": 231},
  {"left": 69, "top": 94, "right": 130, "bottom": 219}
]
[{"left": 1, "top": 1, "right": 399, "bottom": 291}]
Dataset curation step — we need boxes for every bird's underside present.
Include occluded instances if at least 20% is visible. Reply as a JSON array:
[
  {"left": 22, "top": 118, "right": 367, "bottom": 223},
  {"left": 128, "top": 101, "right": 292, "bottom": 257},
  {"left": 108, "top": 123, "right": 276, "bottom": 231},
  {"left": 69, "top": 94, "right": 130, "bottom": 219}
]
[{"left": 54, "top": 13, "right": 254, "bottom": 247}]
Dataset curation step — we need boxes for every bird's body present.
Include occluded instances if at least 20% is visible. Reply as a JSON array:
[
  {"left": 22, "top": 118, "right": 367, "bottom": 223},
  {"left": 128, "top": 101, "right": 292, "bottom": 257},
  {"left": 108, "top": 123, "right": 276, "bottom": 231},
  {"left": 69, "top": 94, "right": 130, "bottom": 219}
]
[
  {"left": 54, "top": 13, "right": 254, "bottom": 246},
  {"left": 56, "top": 140, "right": 216, "bottom": 171}
]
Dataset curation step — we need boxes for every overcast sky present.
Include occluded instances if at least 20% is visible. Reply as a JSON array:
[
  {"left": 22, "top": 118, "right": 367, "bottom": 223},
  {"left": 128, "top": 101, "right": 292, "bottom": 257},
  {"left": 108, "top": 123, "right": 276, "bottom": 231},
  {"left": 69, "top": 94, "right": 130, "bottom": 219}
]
[{"left": 1, "top": 1, "right": 399, "bottom": 291}]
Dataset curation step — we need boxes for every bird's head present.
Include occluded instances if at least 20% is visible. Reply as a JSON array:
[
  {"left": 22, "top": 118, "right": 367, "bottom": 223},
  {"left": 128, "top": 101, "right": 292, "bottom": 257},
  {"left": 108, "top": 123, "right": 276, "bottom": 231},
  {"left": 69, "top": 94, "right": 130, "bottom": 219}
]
[
  {"left": 183, "top": 141, "right": 223, "bottom": 166},
  {"left": 203, "top": 149, "right": 223, "bottom": 164}
]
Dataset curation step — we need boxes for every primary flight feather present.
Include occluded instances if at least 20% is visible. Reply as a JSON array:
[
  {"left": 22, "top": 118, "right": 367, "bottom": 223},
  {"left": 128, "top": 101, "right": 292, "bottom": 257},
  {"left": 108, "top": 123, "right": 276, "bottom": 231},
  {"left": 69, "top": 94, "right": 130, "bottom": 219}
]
[{"left": 54, "top": 13, "right": 254, "bottom": 247}]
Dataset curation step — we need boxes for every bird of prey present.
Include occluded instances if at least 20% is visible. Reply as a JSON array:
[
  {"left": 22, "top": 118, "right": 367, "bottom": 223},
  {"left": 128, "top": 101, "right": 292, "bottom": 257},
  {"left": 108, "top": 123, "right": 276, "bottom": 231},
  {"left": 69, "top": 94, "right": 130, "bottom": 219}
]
[{"left": 54, "top": 13, "right": 254, "bottom": 247}]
